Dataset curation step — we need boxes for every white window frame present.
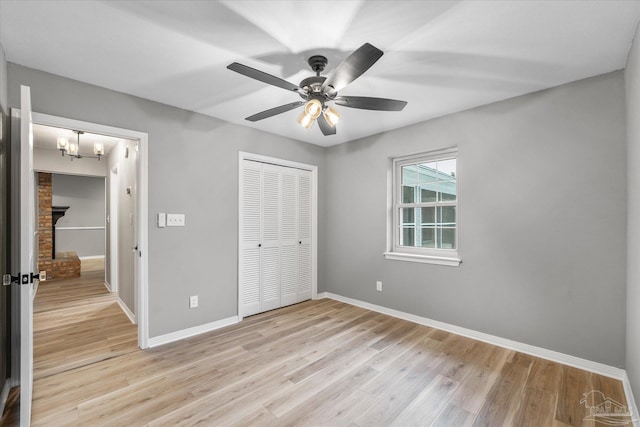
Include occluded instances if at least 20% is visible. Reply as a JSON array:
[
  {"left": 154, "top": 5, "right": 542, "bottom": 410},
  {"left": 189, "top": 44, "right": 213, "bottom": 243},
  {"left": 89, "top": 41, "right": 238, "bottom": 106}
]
[{"left": 384, "top": 147, "right": 461, "bottom": 266}]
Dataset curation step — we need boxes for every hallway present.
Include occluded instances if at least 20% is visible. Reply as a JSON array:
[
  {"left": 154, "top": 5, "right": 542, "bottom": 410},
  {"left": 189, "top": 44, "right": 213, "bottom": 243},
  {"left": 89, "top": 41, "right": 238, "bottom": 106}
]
[
  {"left": 30, "top": 258, "right": 139, "bottom": 425},
  {"left": 33, "top": 258, "right": 138, "bottom": 381}
]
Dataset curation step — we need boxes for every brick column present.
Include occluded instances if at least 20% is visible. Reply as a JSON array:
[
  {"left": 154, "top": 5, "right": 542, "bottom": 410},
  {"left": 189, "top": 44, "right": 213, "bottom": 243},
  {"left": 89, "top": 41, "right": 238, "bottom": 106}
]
[{"left": 37, "top": 172, "right": 53, "bottom": 275}]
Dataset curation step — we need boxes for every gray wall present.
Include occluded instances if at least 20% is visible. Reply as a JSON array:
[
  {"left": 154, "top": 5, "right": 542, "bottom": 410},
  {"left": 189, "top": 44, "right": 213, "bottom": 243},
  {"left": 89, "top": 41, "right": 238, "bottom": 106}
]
[
  {"left": 52, "top": 173, "right": 105, "bottom": 258},
  {"left": 7, "top": 64, "right": 326, "bottom": 338},
  {"left": 324, "top": 71, "right": 627, "bottom": 367},
  {"left": 625, "top": 23, "right": 640, "bottom": 412}
]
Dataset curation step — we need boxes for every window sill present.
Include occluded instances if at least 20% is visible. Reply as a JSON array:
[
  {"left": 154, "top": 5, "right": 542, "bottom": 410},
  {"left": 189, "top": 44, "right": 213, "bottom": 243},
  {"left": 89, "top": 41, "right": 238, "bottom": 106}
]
[{"left": 383, "top": 251, "right": 461, "bottom": 267}]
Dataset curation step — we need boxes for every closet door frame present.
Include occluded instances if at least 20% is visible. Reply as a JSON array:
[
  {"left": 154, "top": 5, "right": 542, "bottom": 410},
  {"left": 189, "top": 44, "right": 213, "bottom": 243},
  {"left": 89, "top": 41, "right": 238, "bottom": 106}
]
[{"left": 238, "top": 152, "right": 318, "bottom": 321}]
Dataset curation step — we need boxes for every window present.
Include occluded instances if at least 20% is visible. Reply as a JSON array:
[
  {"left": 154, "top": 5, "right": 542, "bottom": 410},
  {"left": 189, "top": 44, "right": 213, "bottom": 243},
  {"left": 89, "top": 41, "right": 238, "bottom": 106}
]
[{"left": 385, "top": 148, "right": 460, "bottom": 266}]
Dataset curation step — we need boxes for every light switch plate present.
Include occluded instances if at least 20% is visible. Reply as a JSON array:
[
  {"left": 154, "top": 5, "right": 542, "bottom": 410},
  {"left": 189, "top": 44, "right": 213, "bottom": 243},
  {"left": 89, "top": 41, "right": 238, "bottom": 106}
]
[
  {"left": 158, "top": 213, "right": 166, "bottom": 228},
  {"left": 167, "top": 213, "right": 185, "bottom": 227}
]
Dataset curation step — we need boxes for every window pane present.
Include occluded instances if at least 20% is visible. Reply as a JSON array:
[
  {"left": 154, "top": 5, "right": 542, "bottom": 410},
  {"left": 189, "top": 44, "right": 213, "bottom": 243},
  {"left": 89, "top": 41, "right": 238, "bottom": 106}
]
[
  {"left": 419, "top": 182, "right": 437, "bottom": 203},
  {"left": 438, "top": 227, "right": 456, "bottom": 249},
  {"left": 438, "top": 180, "right": 457, "bottom": 201},
  {"left": 420, "top": 207, "right": 435, "bottom": 226},
  {"left": 402, "top": 185, "right": 415, "bottom": 203},
  {"left": 437, "top": 206, "right": 456, "bottom": 226},
  {"left": 417, "top": 162, "right": 437, "bottom": 183},
  {"left": 401, "top": 165, "right": 418, "bottom": 203},
  {"left": 401, "top": 207, "right": 415, "bottom": 225},
  {"left": 419, "top": 227, "right": 435, "bottom": 248},
  {"left": 400, "top": 227, "right": 415, "bottom": 246},
  {"left": 438, "top": 159, "right": 456, "bottom": 177}
]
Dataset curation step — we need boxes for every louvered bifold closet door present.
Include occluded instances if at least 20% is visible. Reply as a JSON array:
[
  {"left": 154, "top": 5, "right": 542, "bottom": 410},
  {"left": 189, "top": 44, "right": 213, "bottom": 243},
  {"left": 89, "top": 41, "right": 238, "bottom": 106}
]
[
  {"left": 239, "top": 161, "right": 262, "bottom": 317},
  {"left": 297, "top": 170, "right": 312, "bottom": 302},
  {"left": 260, "top": 163, "right": 282, "bottom": 312},
  {"left": 280, "top": 168, "right": 298, "bottom": 307}
]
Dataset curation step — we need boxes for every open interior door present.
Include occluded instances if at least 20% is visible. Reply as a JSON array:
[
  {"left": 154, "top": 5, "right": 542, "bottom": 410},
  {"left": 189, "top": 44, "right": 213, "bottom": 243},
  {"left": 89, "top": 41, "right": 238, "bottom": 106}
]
[{"left": 12, "top": 85, "right": 36, "bottom": 426}]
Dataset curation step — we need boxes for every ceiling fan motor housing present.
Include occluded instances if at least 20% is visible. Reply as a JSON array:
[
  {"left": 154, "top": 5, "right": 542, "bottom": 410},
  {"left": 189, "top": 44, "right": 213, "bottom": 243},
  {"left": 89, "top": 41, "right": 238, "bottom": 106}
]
[{"left": 308, "top": 55, "right": 328, "bottom": 74}]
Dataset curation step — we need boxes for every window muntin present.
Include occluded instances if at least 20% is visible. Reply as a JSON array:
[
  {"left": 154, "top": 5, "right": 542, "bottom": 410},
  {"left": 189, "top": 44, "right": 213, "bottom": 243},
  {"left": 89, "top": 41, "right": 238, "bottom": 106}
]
[{"left": 393, "top": 151, "right": 458, "bottom": 259}]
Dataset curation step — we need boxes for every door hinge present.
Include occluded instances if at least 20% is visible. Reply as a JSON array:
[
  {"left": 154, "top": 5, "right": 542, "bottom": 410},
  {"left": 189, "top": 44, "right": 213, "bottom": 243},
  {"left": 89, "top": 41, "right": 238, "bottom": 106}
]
[
  {"left": 2, "top": 271, "right": 46, "bottom": 286},
  {"left": 2, "top": 274, "right": 18, "bottom": 286}
]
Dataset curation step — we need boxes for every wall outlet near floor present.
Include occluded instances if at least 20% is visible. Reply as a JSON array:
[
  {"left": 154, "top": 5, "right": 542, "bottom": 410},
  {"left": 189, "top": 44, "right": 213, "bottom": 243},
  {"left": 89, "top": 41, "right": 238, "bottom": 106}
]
[
  {"left": 189, "top": 295, "right": 198, "bottom": 309},
  {"left": 376, "top": 281, "right": 382, "bottom": 292}
]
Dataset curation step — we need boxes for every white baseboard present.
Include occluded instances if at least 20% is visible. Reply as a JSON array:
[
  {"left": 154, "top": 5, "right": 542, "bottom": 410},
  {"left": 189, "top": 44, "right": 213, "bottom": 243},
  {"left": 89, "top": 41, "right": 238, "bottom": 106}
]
[
  {"left": 103, "top": 280, "right": 112, "bottom": 293},
  {"left": 79, "top": 255, "right": 105, "bottom": 260},
  {"left": 320, "top": 292, "right": 626, "bottom": 380},
  {"left": 0, "top": 379, "right": 11, "bottom": 421},
  {"left": 117, "top": 297, "right": 136, "bottom": 325},
  {"left": 622, "top": 371, "right": 640, "bottom": 426},
  {"left": 148, "top": 316, "right": 240, "bottom": 348}
]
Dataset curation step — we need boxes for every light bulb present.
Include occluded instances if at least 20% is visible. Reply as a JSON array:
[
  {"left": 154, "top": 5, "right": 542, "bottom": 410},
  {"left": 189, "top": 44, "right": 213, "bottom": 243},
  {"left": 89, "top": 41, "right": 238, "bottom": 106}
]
[
  {"left": 94, "top": 142, "right": 104, "bottom": 156},
  {"left": 68, "top": 142, "right": 78, "bottom": 156},
  {"left": 304, "top": 99, "right": 322, "bottom": 119},
  {"left": 323, "top": 107, "right": 341, "bottom": 127},
  {"left": 57, "top": 137, "right": 68, "bottom": 150}
]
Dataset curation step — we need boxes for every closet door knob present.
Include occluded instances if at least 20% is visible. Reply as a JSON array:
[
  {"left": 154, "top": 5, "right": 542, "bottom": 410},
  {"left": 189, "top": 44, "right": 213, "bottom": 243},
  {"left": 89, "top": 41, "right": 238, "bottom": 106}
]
[{"left": 258, "top": 243, "right": 262, "bottom": 247}]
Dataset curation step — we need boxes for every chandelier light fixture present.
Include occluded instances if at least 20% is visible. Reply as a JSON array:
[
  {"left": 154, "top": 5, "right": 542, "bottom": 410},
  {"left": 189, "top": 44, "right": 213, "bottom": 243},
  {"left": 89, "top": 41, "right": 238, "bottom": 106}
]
[{"left": 57, "top": 130, "right": 104, "bottom": 160}]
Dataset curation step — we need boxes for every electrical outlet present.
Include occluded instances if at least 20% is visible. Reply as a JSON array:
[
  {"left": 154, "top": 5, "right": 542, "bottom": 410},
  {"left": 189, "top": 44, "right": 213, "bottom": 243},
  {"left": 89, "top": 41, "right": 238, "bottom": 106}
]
[
  {"left": 376, "top": 281, "right": 382, "bottom": 292},
  {"left": 40, "top": 271, "right": 47, "bottom": 281},
  {"left": 189, "top": 295, "right": 198, "bottom": 309}
]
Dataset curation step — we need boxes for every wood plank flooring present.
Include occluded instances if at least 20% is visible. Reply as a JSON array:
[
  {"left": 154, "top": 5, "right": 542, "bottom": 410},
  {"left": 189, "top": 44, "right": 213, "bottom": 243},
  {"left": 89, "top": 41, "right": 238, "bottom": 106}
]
[{"left": 28, "top": 263, "right": 632, "bottom": 426}]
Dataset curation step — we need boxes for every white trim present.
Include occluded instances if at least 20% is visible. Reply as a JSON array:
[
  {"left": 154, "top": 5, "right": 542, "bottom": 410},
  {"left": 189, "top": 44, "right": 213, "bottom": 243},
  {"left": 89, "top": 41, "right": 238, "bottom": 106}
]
[
  {"left": 147, "top": 316, "right": 240, "bottom": 348},
  {"left": 103, "top": 280, "right": 112, "bottom": 293},
  {"left": 29, "top": 111, "right": 150, "bottom": 349},
  {"left": 314, "top": 292, "right": 328, "bottom": 300},
  {"left": 387, "top": 147, "right": 460, "bottom": 265},
  {"left": 240, "top": 151, "right": 317, "bottom": 171},
  {"left": 0, "top": 379, "right": 11, "bottom": 421},
  {"left": 117, "top": 297, "right": 136, "bottom": 325},
  {"left": 383, "top": 251, "right": 461, "bottom": 266},
  {"left": 108, "top": 164, "right": 119, "bottom": 295},
  {"left": 237, "top": 152, "right": 318, "bottom": 317},
  {"left": 622, "top": 371, "right": 640, "bottom": 426},
  {"left": 319, "top": 292, "right": 627, "bottom": 380},
  {"left": 79, "top": 255, "right": 105, "bottom": 260},
  {"left": 55, "top": 226, "right": 105, "bottom": 230}
]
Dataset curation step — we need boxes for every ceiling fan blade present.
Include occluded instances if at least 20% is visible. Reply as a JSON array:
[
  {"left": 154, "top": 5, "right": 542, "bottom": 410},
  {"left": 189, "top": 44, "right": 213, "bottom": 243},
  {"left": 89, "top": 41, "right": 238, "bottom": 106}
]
[
  {"left": 317, "top": 114, "right": 336, "bottom": 136},
  {"left": 334, "top": 96, "right": 407, "bottom": 111},
  {"left": 245, "top": 101, "right": 305, "bottom": 122},
  {"left": 228, "top": 62, "right": 302, "bottom": 93},
  {"left": 321, "top": 43, "right": 384, "bottom": 92}
]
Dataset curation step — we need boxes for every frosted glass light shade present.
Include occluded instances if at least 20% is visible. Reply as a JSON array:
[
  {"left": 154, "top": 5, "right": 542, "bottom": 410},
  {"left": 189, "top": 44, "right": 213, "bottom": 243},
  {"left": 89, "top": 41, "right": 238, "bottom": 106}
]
[
  {"left": 298, "top": 112, "right": 314, "bottom": 129},
  {"left": 93, "top": 142, "right": 104, "bottom": 156},
  {"left": 304, "top": 99, "right": 322, "bottom": 119},
  {"left": 323, "top": 107, "right": 341, "bottom": 127},
  {"left": 57, "top": 137, "right": 68, "bottom": 150}
]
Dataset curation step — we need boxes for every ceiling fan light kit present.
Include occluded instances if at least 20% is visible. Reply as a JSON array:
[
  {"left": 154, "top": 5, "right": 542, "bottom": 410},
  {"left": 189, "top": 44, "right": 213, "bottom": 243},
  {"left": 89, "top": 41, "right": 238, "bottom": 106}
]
[{"left": 227, "top": 43, "right": 407, "bottom": 136}]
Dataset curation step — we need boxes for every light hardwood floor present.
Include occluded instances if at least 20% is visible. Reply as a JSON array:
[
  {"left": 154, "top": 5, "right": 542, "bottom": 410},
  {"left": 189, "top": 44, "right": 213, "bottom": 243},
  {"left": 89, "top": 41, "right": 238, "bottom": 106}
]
[{"left": 28, "top": 263, "right": 631, "bottom": 426}]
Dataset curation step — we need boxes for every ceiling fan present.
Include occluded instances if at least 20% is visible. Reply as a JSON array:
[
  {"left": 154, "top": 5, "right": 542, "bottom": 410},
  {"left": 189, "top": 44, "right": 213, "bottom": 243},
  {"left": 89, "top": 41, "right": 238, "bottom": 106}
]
[{"left": 227, "top": 43, "right": 408, "bottom": 136}]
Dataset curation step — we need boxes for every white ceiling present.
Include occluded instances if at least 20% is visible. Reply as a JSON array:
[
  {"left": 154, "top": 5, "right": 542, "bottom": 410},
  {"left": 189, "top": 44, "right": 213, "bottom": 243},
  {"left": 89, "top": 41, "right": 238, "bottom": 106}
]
[{"left": 2, "top": 1, "right": 639, "bottom": 147}]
